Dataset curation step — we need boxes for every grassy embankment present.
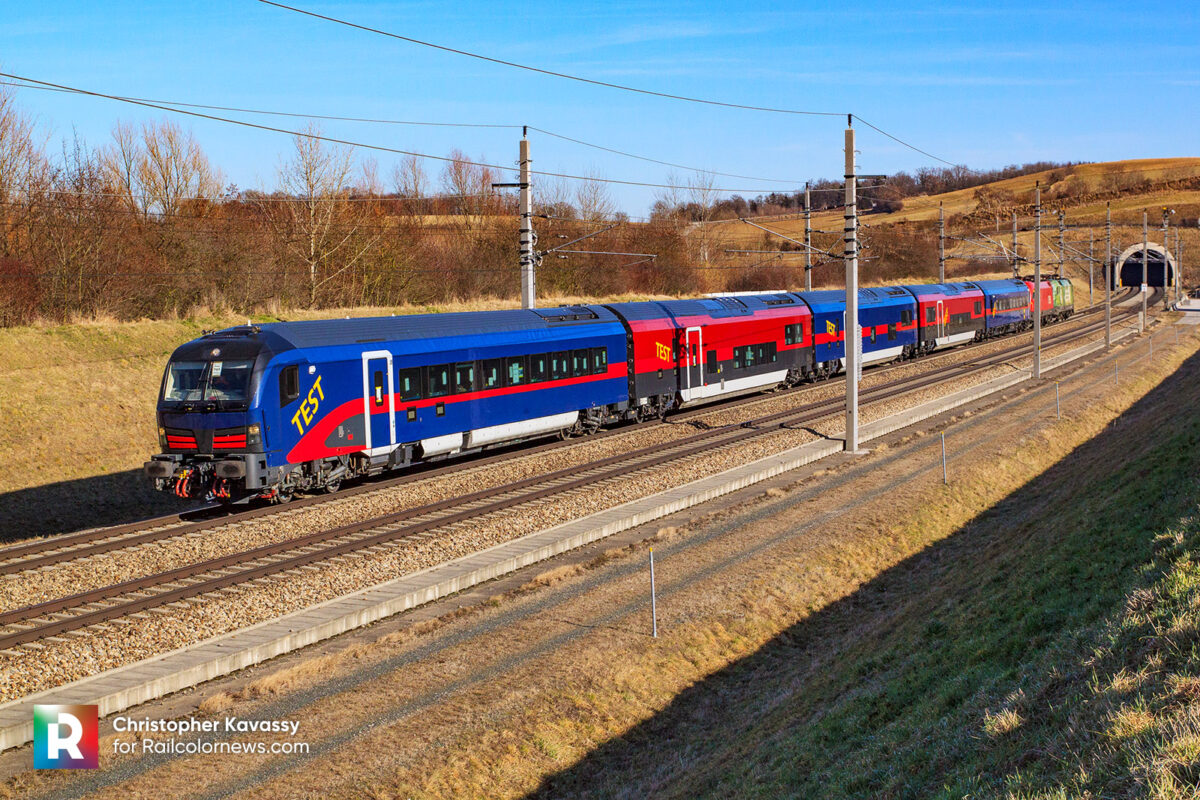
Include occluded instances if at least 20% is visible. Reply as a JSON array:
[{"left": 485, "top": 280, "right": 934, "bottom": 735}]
[{"left": 350, "top": 325, "right": 1200, "bottom": 799}]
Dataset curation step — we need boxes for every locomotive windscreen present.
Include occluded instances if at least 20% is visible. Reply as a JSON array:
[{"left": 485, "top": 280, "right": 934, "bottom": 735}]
[{"left": 162, "top": 359, "right": 256, "bottom": 405}]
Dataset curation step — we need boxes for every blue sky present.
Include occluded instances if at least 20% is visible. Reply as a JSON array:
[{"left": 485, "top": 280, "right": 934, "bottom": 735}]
[{"left": 1, "top": 0, "right": 1197, "bottom": 213}]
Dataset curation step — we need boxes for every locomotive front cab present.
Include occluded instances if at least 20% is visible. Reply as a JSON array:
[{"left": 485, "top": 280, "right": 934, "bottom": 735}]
[{"left": 145, "top": 325, "right": 290, "bottom": 502}]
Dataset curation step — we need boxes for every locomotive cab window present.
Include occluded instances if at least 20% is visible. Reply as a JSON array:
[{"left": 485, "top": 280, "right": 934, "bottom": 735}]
[
  {"left": 204, "top": 359, "right": 254, "bottom": 403},
  {"left": 279, "top": 365, "right": 299, "bottom": 407},
  {"left": 164, "top": 361, "right": 207, "bottom": 402}
]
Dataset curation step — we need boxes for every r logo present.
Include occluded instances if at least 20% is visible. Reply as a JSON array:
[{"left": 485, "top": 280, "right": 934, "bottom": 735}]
[{"left": 34, "top": 705, "right": 98, "bottom": 769}]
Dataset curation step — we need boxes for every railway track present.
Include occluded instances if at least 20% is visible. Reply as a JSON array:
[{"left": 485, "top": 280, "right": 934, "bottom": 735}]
[
  {"left": 0, "top": 302, "right": 1143, "bottom": 652},
  {"left": 0, "top": 289, "right": 1136, "bottom": 578}
]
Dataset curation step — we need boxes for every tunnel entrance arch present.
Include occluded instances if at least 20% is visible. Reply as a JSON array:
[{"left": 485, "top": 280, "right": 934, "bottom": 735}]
[{"left": 1113, "top": 243, "right": 1175, "bottom": 289}]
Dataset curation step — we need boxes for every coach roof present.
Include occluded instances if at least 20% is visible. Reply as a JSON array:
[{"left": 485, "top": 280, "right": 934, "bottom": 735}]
[{"left": 225, "top": 306, "right": 622, "bottom": 350}]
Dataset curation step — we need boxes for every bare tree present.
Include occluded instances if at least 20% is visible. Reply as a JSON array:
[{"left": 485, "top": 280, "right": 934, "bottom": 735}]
[
  {"left": 138, "top": 119, "right": 220, "bottom": 214},
  {"left": 574, "top": 172, "right": 616, "bottom": 222},
  {"left": 392, "top": 154, "right": 428, "bottom": 214},
  {"left": 0, "top": 82, "right": 47, "bottom": 257},
  {"left": 269, "top": 123, "right": 378, "bottom": 306}
]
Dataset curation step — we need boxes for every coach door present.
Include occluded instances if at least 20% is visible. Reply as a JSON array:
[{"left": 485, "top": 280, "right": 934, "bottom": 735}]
[
  {"left": 682, "top": 326, "right": 704, "bottom": 402},
  {"left": 936, "top": 300, "right": 946, "bottom": 338},
  {"left": 361, "top": 350, "right": 395, "bottom": 454}
]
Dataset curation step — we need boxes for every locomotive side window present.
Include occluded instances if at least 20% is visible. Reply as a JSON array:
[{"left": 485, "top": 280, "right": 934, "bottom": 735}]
[
  {"left": 590, "top": 347, "right": 607, "bottom": 375},
  {"left": 529, "top": 353, "right": 548, "bottom": 383},
  {"left": 279, "top": 365, "right": 300, "bottom": 407},
  {"left": 454, "top": 362, "right": 476, "bottom": 394},
  {"left": 506, "top": 356, "right": 527, "bottom": 386},
  {"left": 481, "top": 359, "right": 503, "bottom": 390},
  {"left": 550, "top": 352, "right": 568, "bottom": 381},
  {"left": 398, "top": 367, "right": 423, "bottom": 401},
  {"left": 427, "top": 364, "right": 451, "bottom": 397}
]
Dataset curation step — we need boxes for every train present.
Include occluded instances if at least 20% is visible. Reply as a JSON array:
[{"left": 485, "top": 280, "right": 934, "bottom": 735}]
[{"left": 145, "top": 277, "right": 1073, "bottom": 503}]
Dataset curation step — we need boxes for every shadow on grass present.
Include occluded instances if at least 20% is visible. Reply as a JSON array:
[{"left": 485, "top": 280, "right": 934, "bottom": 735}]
[
  {"left": 529, "top": 345, "right": 1200, "bottom": 799},
  {"left": 0, "top": 469, "right": 193, "bottom": 542}
]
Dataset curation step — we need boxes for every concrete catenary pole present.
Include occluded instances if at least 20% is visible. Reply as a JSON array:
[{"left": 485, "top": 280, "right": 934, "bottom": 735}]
[
  {"left": 938, "top": 202, "right": 946, "bottom": 283},
  {"left": 804, "top": 182, "right": 812, "bottom": 291},
  {"left": 1142, "top": 210, "right": 1149, "bottom": 331},
  {"left": 1058, "top": 210, "right": 1065, "bottom": 277},
  {"left": 1088, "top": 228, "right": 1094, "bottom": 306},
  {"left": 519, "top": 133, "right": 536, "bottom": 308},
  {"left": 1105, "top": 202, "right": 1112, "bottom": 347},
  {"left": 1034, "top": 182, "right": 1042, "bottom": 379},
  {"left": 1011, "top": 212, "right": 1019, "bottom": 278},
  {"left": 1163, "top": 208, "right": 1171, "bottom": 309},
  {"left": 844, "top": 118, "right": 860, "bottom": 453}
]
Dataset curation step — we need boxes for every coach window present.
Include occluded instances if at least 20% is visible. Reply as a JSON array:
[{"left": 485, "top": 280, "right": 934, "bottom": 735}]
[
  {"left": 529, "top": 353, "right": 548, "bottom": 383},
  {"left": 869, "top": 326, "right": 877, "bottom": 343},
  {"left": 550, "top": 351, "right": 568, "bottom": 381},
  {"left": 481, "top": 359, "right": 503, "bottom": 390},
  {"left": 974, "top": 300, "right": 982, "bottom": 315},
  {"left": 398, "top": 367, "right": 423, "bottom": 401},
  {"left": 926, "top": 307, "right": 936, "bottom": 323},
  {"left": 745, "top": 346, "right": 757, "bottom": 369},
  {"left": 279, "top": 365, "right": 299, "bottom": 407},
  {"left": 590, "top": 347, "right": 607, "bottom": 375},
  {"left": 506, "top": 356, "right": 527, "bottom": 386},
  {"left": 454, "top": 362, "right": 475, "bottom": 394},
  {"left": 570, "top": 349, "right": 588, "bottom": 377},
  {"left": 427, "top": 364, "right": 451, "bottom": 398},
  {"left": 901, "top": 309, "right": 913, "bottom": 325},
  {"left": 706, "top": 350, "right": 718, "bottom": 375}
]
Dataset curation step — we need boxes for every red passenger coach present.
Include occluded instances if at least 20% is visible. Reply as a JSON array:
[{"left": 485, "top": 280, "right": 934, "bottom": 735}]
[
  {"left": 903, "top": 282, "right": 986, "bottom": 353},
  {"left": 604, "top": 294, "right": 815, "bottom": 417}
]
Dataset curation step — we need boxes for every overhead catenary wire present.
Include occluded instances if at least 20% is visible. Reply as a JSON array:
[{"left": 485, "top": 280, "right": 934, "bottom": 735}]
[
  {"left": 0, "top": 78, "right": 828, "bottom": 188},
  {"left": 0, "top": 71, "right": 807, "bottom": 195},
  {"left": 257, "top": 0, "right": 966, "bottom": 168}
]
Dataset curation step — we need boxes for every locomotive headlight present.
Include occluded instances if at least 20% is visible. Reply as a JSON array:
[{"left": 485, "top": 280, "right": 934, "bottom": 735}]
[
  {"left": 247, "top": 423, "right": 261, "bottom": 447},
  {"left": 247, "top": 424, "right": 260, "bottom": 435},
  {"left": 158, "top": 426, "right": 167, "bottom": 447}
]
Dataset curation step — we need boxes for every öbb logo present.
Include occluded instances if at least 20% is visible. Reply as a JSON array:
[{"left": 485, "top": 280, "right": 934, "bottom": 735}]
[{"left": 34, "top": 705, "right": 99, "bottom": 769}]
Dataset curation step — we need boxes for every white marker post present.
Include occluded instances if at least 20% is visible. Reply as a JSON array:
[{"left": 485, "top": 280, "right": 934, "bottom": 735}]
[
  {"left": 941, "top": 432, "right": 947, "bottom": 485},
  {"left": 649, "top": 548, "right": 658, "bottom": 639}
]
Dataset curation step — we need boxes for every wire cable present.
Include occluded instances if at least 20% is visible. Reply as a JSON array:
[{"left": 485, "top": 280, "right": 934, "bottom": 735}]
[
  {"left": 1, "top": 79, "right": 823, "bottom": 187},
  {"left": 0, "top": 71, "right": 811, "bottom": 194},
  {"left": 257, "top": 1, "right": 844, "bottom": 118}
]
